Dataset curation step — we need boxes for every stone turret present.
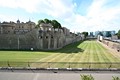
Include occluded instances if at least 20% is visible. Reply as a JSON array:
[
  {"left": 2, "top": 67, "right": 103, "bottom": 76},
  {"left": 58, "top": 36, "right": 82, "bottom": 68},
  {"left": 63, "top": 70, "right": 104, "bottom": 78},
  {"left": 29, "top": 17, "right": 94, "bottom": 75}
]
[
  {"left": 37, "top": 23, "right": 66, "bottom": 50},
  {"left": 38, "top": 23, "right": 53, "bottom": 49},
  {"left": 17, "top": 19, "right": 20, "bottom": 23}
]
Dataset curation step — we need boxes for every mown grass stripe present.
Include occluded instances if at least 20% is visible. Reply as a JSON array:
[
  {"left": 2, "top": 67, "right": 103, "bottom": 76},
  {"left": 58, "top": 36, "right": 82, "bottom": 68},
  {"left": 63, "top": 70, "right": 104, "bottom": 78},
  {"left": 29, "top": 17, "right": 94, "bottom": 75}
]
[
  {"left": 75, "top": 41, "right": 88, "bottom": 68},
  {"left": 97, "top": 43, "right": 113, "bottom": 62},
  {"left": 63, "top": 41, "right": 87, "bottom": 67},
  {"left": 78, "top": 41, "right": 90, "bottom": 68},
  {"left": 78, "top": 41, "right": 89, "bottom": 62},
  {"left": 1, "top": 40, "right": 120, "bottom": 68},
  {"left": 36, "top": 53, "right": 60, "bottom": 62},
  {"left": 98, "top": 42, "right": 120, "bottom": 62},
  {"left": 97, "top": 42, "right": 120, "bottom": 68},
  {"left": 95, "top": 42, "right": 110, "bottom": 68},
  {"left": 92, "top": 41, "right": 103, "bottom": 68}
]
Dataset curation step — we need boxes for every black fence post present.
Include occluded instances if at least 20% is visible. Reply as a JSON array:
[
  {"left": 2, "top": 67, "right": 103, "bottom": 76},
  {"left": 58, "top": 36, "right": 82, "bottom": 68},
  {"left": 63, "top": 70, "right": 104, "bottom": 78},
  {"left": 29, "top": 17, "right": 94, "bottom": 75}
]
[
  {"left": 28, "top": 62, "right": 30, "bottom": 67},
  {"left": 7, "top": 61, "right": 13, "bottom": 72},
  {"left": 28, "top": 62, "right": 34, "bottom": 72},
  {"left": 48, "top": 62, "right": 50, "bottom": 68},
  {"left": 108, "top": 64, "right": 112, "bottom": 69},
  {"left": 69, "top": 62, "right": 70, "bottom": 68},
  {"left": 7, "top": 61, "right": 10, "bottom": 67},
  {"left": 89, "top": 64, "right": 91, "bottom": 69}
]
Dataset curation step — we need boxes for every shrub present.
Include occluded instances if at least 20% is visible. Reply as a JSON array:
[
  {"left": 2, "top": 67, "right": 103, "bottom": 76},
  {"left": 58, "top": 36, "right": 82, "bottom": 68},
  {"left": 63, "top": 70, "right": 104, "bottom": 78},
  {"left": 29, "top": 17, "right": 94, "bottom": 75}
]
[
  {"left": 112, "top": 76, "right": 120, "bottom": 80},
  {"left": 80, "top": 75, "right": 94, "bottom": 80}
]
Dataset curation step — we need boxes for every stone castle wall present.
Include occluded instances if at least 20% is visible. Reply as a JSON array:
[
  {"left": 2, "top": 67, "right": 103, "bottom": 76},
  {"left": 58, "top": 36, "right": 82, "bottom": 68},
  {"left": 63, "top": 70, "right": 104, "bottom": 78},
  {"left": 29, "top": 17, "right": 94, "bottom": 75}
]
[
  {"left": 0, "top": 29, "right": 83, "bottom": 50},
  {"left": 0, "top": 29, "right": 37, "bottom": 50},
  {"left": 102, "top": 39, "right": 120, "bottom": 51},
  {"left": 0, "top": 21, "right": 84, "bottom": 50}
]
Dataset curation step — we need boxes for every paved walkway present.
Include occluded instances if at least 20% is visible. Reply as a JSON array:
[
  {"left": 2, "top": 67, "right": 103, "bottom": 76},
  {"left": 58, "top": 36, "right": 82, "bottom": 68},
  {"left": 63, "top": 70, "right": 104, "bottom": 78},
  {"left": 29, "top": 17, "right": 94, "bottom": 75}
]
[
  {"left": 0, "top": 72, "right": 120, "bottom": 80},
  {"left": 0, "top": 70, "right": 120, "bottom": 80}
]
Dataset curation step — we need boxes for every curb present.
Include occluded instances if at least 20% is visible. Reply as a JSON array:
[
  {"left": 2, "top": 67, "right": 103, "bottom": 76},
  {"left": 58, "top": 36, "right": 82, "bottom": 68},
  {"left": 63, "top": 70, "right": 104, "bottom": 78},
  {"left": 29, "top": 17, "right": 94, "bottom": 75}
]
[{"left": 0, "top": 67, "right": 120, "bottom": 71}]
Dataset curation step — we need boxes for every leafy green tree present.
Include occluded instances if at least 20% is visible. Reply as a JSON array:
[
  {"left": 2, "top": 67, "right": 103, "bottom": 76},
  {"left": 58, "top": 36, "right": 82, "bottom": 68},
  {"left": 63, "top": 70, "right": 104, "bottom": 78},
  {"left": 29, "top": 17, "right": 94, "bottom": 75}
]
[
  {"left": 98, "top": 32, "right": 103, "bottom": 36},
  {"left": 44, "top": 18, "right": 51, "bottom": 24},
  {"left": 82, "top": 32, "right": 88, "bottom": 38},
  {"left": 106, "top": 31, "right": 112, "bottom": 37},
  {"left": 38, "top": 20, "right": 44, "bottom": 25},
  {"left": 117, "top": 30, "right": 120, "bottom": 39},
  {"left": 36, "top": 19, "right": 62, "bottom": 29},
  {"left": 51, "top": 20, "right": 61, "bottom": 28},
  {"left": 35, "top": 20, "right": 44, "bottom": 28}
]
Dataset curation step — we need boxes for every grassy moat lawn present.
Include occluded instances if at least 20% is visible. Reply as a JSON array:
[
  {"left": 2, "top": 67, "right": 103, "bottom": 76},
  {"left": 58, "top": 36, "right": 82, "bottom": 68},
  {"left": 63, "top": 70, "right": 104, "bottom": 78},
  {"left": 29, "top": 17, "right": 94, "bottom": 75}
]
[{"left": 0, "top": 40, "right": 120, "bottom": 68}]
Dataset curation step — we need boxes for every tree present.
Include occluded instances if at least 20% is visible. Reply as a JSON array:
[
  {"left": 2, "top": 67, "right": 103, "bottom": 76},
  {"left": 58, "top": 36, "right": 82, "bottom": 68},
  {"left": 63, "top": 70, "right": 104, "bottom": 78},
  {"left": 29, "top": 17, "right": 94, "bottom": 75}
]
[
  {"left": 51, "top": 20, "right": 61, "bottom": 28},
  {"left": 35, "top": 20, "right": 44, "bottom": 28},
  {"left": 44, "top": 18, "right": 51, "bottom": 24},
  {"left": 82, "top": 32, "right": 88, "bottom": 38},
  {"left": 36, "top": 19, "right": 62, "bottom": 29},
  {"left": 106, "top": 31, "right": 112, "bottom": 37},
  {"left": 38, "top": 20, "right": 44, "bottom": 25},
  {"left": 117, "top": 30, "right": 120, "bottom": 39},
  {"left": 98, "top": 32, "right": 103, "bottom": 36}
]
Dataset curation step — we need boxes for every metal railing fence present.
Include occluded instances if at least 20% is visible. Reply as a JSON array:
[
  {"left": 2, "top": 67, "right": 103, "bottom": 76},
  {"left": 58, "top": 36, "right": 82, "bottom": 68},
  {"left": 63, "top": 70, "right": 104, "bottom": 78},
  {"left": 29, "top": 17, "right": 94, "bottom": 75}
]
[{"left": 0, "top": 61, "right": 120, "bottom": 69}]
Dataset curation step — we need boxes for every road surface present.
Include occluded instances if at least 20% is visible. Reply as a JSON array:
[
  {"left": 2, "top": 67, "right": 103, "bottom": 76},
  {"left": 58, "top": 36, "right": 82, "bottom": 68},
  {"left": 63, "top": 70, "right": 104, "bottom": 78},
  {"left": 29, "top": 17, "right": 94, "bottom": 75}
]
[{"left": 0, "top": 69, "right": 120, "bottom": 80}]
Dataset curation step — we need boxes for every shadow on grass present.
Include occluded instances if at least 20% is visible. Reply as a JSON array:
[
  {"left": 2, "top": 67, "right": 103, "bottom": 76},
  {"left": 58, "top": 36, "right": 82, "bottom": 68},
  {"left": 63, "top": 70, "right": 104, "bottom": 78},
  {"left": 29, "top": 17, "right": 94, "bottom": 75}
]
[{"left": 52, "top": 40, "right": 84, "bottom": 53}]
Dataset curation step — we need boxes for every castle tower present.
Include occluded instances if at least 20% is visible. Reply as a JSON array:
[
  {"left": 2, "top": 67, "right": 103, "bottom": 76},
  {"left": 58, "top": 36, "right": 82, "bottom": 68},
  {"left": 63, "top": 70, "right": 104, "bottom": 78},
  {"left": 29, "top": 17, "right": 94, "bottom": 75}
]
[
  {"left": 38, "top": 23, "right": 53, "bottom": 49},
  {"left": 17, "top": 19, "right": 20, "bottom": 23}
]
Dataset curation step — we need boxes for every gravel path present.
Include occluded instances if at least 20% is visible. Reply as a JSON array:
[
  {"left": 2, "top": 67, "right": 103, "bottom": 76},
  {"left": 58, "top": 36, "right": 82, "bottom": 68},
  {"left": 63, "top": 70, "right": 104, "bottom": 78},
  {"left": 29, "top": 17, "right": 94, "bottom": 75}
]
[{"left": 0, "top": 71, "right": 120, "bottom": 80}]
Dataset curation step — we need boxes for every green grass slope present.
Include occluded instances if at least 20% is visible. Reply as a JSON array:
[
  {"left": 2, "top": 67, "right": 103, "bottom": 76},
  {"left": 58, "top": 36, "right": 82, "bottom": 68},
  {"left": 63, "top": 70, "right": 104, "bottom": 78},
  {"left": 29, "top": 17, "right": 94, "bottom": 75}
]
[{"left": 0, "top": 40, "right": 120, "bottom": 68}]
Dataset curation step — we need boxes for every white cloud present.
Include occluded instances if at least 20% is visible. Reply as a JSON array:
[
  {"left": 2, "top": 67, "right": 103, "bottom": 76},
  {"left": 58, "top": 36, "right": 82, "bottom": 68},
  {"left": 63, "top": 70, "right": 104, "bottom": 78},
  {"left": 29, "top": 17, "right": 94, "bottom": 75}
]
[
  {"left": 0, "top": 0, "right": 120, "bottom": 32},
  {"left": 38, "top": 0, "right": 75, "bottom": 18},
  {"left": 0, "top": 0, "right": 74, "bottom": 16},
  {"left": 87, "top": 0, "right": 106, "bottom": 17},
  {"left": 0, "top": 0, "right": 18, "bottom": 8},
  {"left": 0, "top": 14, "right": 29, "bottom": 22},
  {"left": 63, "top": 0, "right": 120, "bottom": 32},
  {"left": 0, "top": 0, "right": 40, "bottom": 13}
]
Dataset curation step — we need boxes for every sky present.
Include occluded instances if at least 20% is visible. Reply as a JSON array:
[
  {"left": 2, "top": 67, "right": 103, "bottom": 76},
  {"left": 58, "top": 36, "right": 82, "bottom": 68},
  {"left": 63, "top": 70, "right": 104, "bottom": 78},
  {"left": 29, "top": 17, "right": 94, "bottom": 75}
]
[{"left": 0, "top": 0, "right": 120, "bottom": 33}]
